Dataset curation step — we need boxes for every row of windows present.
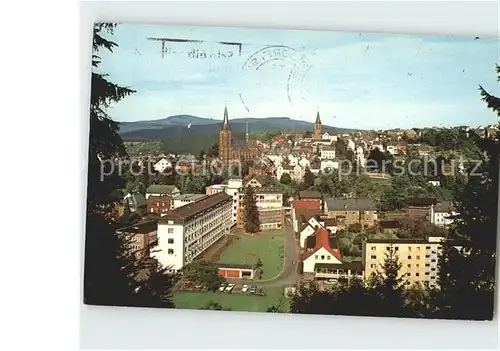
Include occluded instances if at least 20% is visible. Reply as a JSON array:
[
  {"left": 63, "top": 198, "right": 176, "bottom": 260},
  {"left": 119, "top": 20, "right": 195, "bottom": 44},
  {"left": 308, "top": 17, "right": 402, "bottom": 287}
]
[
  {"left": 370, "top": 245, "right": 442, "bottom": 251},
  {"left": 314, "top": 254, "right": 334, "bottom": 260}
]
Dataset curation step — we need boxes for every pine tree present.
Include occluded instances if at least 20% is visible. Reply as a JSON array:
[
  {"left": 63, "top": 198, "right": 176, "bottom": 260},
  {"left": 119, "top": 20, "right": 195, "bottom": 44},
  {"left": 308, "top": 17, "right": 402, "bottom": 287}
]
[
  {"left": 431, "top": 65, "right": 499, "bottom": 320},
  {"left": 368, "top": 246, "right": 411, "bottom": 317},
  {"left": 84, "top": 23, "right": 174, "bottom": 308},
  {"left": 303, "top": 166, "right": 315, "bottom": 188},
  {"left": 243, "top": 185, "right": 260, "bottom": 233}
]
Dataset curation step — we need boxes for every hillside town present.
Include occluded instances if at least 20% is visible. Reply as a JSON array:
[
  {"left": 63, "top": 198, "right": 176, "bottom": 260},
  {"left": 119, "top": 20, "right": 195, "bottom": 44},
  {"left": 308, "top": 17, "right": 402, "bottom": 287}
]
[
  {"left": 86, "top": 23, "right": 497, "bottom": 320},
  {"left": 113, "top": 105, "right": 494, "bottom": 308}
]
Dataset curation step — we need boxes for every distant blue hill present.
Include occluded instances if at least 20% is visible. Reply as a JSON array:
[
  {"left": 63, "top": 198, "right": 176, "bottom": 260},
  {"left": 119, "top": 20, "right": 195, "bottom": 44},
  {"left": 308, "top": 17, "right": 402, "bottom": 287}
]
[{"left": 119, "top": 115, "right": 357, "bottom": 139}]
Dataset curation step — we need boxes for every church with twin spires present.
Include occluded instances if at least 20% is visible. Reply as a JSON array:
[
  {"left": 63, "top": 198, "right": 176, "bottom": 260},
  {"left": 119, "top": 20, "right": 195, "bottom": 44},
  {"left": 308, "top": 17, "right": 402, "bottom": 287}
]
[{"left": 218, "top": 106, "right": 324, "bottom": 167}]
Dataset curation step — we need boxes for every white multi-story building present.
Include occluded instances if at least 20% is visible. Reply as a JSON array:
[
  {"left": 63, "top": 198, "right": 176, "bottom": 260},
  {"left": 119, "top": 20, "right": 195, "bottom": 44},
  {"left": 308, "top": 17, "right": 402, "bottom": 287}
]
[
  {"left": 266, "top": 153, "right": 283, "bottom": 167},
  {"left": 153, "top": 192, "right": 233, "bottom": 272},
  {"left": 206, "top": 178, "right": 243, "bottom": 226},
  {"left": 226, "top": 178, "right": 243, "bottom": 226},
  {"left": 320, "top": 145, "right": 336, "bottom": 159}
]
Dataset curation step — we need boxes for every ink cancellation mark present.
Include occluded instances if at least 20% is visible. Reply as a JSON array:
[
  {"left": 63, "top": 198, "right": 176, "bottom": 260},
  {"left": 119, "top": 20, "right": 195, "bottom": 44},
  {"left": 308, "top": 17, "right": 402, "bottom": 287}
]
[
  {"left": 239, "top": 45, "right": 313, "bottom": 112},
  {"left": 148, "top": 37, "right": 242, "bottom": 59}
]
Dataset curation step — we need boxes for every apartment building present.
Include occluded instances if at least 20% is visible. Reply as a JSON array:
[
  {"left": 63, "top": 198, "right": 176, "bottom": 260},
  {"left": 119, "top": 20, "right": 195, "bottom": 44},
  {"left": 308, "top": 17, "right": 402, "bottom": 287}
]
[
  {"left": 153, "top": 192, "right": 233, "bottom": 273},
  {"left": 362, "top": 236, "right": 446, "bottom": 289},
  {"left": 237, "top": 186, "right": 284, "bottom": 230},
  {"left": 205, "top": 178, "right": 243, "bottom": 227},
  {"left": 116, "top": 220, "right": 158, "bottom": 260},
  {"left": 324, "top": 198, "right": 378, "bottom": 228}
]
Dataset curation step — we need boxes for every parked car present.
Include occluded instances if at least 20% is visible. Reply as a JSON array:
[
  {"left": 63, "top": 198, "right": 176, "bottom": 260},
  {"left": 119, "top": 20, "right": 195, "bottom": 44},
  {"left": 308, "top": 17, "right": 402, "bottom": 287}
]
[
  {"left": 249, "top": 285, "right": 257, "bottom": 294},
  {"left": 241, "top": 284, "right": 249, "bottom": 293},
  {"left": 218, "top": 283, "right": 226, "bottom": 292},
  {"left": 225, "top": 283, "right": 235, "bottom": 292}
]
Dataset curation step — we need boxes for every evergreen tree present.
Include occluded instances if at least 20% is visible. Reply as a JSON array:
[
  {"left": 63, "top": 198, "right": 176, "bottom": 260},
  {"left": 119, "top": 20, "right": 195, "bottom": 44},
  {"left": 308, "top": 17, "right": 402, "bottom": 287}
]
[
  {"left": 368, "top": 247, "right": 409, "bottom": 317},
  {"left": 243, "top": 185, "right": 260, "bottom": 233},
  {"left": 431, "top": 65, "right": 499, "bottom": 320},
  {"left": 303, "top": 166, "right": 315, "bottom": 188},
  {"left": 279, "top": 173, "right": 292, "bottom": 185},
  {"left": 84, "top": 23, "right": 174, "bottom": 308}
]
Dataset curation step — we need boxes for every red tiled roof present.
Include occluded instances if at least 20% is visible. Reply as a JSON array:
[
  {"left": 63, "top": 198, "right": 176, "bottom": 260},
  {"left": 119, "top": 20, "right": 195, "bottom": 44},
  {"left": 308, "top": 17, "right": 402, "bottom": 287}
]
[
  {"left": 303, "top": 227, "right": 342, "bottom": 261},
  {"left": 292, "top": 199, "right": 321, "bottom": 210}
]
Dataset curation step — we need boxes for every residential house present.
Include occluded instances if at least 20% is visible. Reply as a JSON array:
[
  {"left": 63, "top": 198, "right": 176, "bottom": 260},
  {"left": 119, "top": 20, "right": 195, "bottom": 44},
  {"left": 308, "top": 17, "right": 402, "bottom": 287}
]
[
  {"left": 320, "top": 145, "right": 336, "bottom": 159},
  {"left": 298, "top": 216, "right": 338, "bottom": 248},
  {"left": 378, "top": 220, "right": 401, "bottom": 234},
  {"left": 153, "top": 158, "right": 173, "bottom": 173},
  {"left": 432, "top": 202, "right": 458, "bottom": 227},
  {"left": 406, "top": 198, "right": 437, "bottom": 222},
  {"left": 147, "top": 195, "right": 171, "bottom": 215},
  {"left": 324, "top": 197, "right": 378, "bottom": 228},
  {"left": 302, "top": 227, "right": 342, "bottom": 273},
  {"left": 320, "top": 159, "right": 339, "bottom": 172},
  {"left": 291, "top": 199, "right": 322, "bottom": 234},
  {"left": 116, "top": 220, "right": 158, "bottom": 260},
  {"left": 145, "top": 184, "right": 180, "bottom": 199},
  {"left": 123, "top": 193, "right": 147, "bottom": 215},
  {"left": 298, "top": 190, "right": 324, "bottom": 212}
]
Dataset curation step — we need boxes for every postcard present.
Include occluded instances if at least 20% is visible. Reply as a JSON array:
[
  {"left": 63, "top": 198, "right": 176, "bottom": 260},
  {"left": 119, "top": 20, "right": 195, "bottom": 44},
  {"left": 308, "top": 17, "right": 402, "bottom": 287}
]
[{"left": 84, "top": 22, "right": 498, "bottom": 320}]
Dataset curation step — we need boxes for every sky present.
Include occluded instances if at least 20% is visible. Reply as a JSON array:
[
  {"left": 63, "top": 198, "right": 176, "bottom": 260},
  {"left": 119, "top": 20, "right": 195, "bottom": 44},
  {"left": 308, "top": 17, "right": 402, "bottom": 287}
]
[{"left": 95, "top": 23, "right": 500, "bottom": 129}]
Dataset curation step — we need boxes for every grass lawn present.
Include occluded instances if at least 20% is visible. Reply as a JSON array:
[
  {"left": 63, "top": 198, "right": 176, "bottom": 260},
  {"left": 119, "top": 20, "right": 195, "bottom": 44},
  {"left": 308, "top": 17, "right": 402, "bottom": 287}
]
[
  {"left": 173, "top": 286, "right": 289, "bottom": 313},
  {"left": 217, "top": 230, "right": 285, "bottom": 280}
]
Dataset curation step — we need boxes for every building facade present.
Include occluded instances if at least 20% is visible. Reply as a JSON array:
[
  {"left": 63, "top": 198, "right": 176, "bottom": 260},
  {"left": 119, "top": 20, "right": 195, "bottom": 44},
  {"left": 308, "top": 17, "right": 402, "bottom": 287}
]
[
  {"left": 237, "top": 186, "right": 284, "bottom": 230},
  {"left": 146, "top": 195, "right": 172, "bottom": 215},
  {"left": 362, "top": 236, "right": 446, "bottom": 289},
  {"left": 218, "top": 106, "right": 262, "bottom": 168},
  {"left": 116, "top": 220, "right": 158, "bottom": 260},
  {"left": 153, "top": 192, "right": 233, "bottom": 272},
  {"left": 313, "top": 110, "right": 322, "bottom": 138},
  {"left": 324, "top": 198, "right": 378, "bottom": 228}
]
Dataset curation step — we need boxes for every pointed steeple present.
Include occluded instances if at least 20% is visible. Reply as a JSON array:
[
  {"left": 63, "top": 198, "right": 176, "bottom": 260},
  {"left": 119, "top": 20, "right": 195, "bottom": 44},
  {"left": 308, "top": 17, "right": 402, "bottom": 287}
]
[
  {"left": 222, "top": 103, "right": 229, "bottom": 130},
  {"left": 315, "top": 109, "right": 321, "bottom": 124}
]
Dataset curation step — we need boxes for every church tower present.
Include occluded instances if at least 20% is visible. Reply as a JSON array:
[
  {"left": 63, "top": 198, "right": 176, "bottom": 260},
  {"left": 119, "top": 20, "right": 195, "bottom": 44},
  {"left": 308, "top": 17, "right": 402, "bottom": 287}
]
[
  {"left": 314, "top": 110, "right": 322, "bottom": 137},
  {"left": 219, "top": 105, "right": 232, "bottom": 167}
]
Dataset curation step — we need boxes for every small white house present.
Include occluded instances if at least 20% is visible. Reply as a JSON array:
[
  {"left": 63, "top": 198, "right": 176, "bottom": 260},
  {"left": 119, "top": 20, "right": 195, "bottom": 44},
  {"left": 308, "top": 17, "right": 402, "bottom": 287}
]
[
  {"left": 302, "top": 227, "right": 342, "bottom": 273},
  {"left": 298, "top": 156, "right": 311, "bottom": 169},
  {"left": 320, "top": 146, "right": 336, "bottom": 160},
  {"left": 320, "top": 159, "right": 339, "bottom": 172},
  {"left": 288, "top": 154, "right": 299, "bottom": 166},
  {"left": 153, "top": 158, "right": 173, "bottom": 173}
]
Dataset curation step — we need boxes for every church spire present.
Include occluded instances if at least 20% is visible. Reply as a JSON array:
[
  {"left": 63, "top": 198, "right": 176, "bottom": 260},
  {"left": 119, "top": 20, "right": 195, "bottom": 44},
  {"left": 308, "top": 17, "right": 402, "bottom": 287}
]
[
  {"left": 222, "top": 103, "right": 229, "bottom": 130},
  {"left": 315, "top": 109, "right": 321, "bottom": 124}
]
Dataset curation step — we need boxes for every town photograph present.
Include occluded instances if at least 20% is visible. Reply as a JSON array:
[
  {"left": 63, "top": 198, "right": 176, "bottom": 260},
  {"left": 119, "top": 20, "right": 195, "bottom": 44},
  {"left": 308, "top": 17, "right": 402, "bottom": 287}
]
[{"left": 84, "top": 22, "right": 498, "bottom": 320}]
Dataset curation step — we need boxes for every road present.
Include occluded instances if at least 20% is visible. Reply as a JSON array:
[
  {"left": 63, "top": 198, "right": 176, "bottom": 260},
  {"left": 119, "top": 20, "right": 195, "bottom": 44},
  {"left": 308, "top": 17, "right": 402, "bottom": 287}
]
[{"left": 231, "top": 223, "right": 299, "bottom": 288}]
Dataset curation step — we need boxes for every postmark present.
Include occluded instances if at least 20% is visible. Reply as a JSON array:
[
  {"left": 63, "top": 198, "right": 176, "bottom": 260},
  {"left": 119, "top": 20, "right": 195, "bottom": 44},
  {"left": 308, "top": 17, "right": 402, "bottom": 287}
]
[
  {"left": 148, "top": 37, "right": 240, "bottom": 75},
  {"left": 239, "top": 45, "right": 313, "bottom": 112}
]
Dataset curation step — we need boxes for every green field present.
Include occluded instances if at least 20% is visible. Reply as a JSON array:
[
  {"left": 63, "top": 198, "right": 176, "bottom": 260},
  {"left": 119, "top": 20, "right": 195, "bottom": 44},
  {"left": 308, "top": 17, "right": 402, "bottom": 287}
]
[
  {"left": 217, "top": 230, "right": 285, "bottom": 280},
  {"left": 124, "top": 140, "right": 163, "bottom": 155},
  {"left": 173, "top": 286, "right": 289, "bottom": 313}
]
